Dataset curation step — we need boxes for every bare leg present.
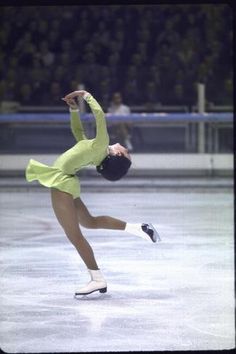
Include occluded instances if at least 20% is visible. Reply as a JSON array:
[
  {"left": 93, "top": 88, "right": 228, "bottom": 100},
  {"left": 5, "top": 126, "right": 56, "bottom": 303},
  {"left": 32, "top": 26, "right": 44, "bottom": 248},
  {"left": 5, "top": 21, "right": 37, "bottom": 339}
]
[
  {"left": 74, "top": 198, "right": 126, "bottom": 230},
  {"left": 50, "top": 189, "right": 99, "bottom": 270},
  {"left": 74, "top": 198, "right": 160, "bottom": 243}
]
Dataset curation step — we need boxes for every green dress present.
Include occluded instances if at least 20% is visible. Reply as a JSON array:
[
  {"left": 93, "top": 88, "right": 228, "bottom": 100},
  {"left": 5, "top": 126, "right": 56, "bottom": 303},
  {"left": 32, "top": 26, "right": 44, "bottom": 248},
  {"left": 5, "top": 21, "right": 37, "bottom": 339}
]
[{"left": 25, "top": 94, "right": 109, "bottom": 199}]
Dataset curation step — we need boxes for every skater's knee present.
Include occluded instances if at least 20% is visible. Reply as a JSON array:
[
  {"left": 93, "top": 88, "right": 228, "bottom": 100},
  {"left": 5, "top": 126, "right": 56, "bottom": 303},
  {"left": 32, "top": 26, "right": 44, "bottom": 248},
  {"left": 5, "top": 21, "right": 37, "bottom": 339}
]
[{"left": 79, "top": 215, "right": 98, "bottom": 229}]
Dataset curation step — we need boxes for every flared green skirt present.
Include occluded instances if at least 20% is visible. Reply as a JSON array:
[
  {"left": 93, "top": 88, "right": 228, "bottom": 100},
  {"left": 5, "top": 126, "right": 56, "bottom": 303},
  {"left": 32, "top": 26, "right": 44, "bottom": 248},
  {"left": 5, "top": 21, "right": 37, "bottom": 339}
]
[{"left": 25, "top": 159, "right": 80, "bottom": 199}]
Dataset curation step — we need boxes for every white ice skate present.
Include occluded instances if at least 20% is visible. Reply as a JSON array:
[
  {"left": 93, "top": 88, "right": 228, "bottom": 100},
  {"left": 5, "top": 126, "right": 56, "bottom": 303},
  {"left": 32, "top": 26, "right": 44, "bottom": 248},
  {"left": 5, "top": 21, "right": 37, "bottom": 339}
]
[
  {"left": 141, "top": 223, "right": 161, "bottom": 243},
  {"left": 75, "top": 269, "right": 107, "bottom": 296}
]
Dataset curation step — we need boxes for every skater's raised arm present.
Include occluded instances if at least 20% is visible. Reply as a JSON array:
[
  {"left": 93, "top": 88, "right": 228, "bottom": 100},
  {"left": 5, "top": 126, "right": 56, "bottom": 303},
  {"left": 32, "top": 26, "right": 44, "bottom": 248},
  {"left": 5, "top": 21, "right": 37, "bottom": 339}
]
[
  {"left": 63, "top": 90, "right": 109, "bottom": 147},
  {"left": 62, "top": 97, "right": 87, "bottom": 142}
]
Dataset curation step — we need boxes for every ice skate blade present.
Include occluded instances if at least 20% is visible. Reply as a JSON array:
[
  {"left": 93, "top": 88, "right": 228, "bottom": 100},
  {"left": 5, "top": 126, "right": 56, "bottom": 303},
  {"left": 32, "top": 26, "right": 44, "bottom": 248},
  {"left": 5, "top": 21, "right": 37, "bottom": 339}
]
[
  {"left": 99, "top": 287, "right": 107, "bottom": 293},
  {"left": 149, "top": 223, "right": 161, "bottom": 242},
  {"left": 141, "top": 223, "right": 161, "bottom": 243},
  {"left": 75, "top": 287, "right": 107, "bottom": 296}
]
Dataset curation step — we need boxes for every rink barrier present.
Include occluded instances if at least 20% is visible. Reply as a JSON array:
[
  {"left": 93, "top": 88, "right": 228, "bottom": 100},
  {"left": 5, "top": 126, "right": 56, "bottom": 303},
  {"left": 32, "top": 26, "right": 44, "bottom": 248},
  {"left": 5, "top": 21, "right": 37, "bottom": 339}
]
[
  {"left": 0, "top": 112, "right": 233, "bottom": 123},
  {"left": 0, "top": 153, "right": 233, "bottom": 177},
  {"left": 0, "top": 112, "right": 233, "bottom": 155}
]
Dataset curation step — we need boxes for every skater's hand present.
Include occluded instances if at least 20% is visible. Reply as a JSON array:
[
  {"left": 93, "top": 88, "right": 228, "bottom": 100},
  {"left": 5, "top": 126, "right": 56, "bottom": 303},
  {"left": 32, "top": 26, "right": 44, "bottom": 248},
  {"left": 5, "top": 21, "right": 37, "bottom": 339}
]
[
  {"left": 61, "top": 97, "right": 78, "bottom": 109},
  {"left": 63, "top": 90, "right": 90, "bottom": 100}
]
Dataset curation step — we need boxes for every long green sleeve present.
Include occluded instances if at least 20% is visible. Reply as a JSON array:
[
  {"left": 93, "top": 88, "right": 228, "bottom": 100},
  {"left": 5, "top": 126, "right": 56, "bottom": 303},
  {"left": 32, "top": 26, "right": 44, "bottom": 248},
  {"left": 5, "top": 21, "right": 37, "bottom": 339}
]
[
  {"left": 85, "top": 94, "right": 109, "bottom": 146},
  {"left": 70, "top": 110, "right": 87, "bottom": 142}
]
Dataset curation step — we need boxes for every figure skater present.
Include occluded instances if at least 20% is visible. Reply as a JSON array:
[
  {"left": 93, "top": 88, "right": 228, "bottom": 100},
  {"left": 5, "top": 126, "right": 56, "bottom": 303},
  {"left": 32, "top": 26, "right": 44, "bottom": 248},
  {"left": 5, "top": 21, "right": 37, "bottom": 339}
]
[{"left": 26, "top": 90, "right": 161, "bottom": 296}]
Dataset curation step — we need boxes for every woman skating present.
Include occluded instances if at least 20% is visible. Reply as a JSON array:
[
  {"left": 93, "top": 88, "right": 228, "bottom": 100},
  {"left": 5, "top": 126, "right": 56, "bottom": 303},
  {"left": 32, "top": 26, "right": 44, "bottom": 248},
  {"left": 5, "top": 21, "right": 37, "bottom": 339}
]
[{"left": 26, "top": 90, "right": 161, "bottom": 296}]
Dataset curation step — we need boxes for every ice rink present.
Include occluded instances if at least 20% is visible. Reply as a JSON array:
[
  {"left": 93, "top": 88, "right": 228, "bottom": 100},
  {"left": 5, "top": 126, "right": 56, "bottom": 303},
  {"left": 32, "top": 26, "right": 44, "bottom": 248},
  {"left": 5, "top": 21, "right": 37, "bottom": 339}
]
[{"left": 0, "top": 186, "right": 234, "bottom": 352}]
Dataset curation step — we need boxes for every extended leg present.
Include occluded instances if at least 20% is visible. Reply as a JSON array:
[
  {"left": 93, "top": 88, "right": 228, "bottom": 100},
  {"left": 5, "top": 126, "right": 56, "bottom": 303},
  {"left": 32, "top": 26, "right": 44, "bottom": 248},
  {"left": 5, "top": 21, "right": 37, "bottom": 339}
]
[
  {"left": 50, "top": 188, "right": 99, "bottom": 270},
  {"left": 74, "top": 197, "right": 161, "bottom": 242},
  {"left": 74, "top": 197, "right": 126, "bottom": 230}
]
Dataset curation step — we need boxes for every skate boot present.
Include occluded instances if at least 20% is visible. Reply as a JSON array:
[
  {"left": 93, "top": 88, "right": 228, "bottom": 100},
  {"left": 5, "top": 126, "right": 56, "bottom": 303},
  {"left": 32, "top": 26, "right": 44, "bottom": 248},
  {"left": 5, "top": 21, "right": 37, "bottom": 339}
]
[
  {"left": 141, "top": 223, "right": 161, "bottom": 243},
  {"left": 75, "top": 269, "right": 107, "bottom": 296}
]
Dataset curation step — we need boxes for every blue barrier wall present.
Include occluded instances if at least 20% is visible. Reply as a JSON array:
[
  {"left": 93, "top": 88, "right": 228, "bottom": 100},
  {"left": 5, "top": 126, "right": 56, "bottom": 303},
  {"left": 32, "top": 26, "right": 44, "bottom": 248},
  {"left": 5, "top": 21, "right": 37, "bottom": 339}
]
[
  {"left": 0, "top": 112, "right": 233, "bottom": 123},
  {"left": 0, "top": 113, "right": 233, "bottom": 154}
]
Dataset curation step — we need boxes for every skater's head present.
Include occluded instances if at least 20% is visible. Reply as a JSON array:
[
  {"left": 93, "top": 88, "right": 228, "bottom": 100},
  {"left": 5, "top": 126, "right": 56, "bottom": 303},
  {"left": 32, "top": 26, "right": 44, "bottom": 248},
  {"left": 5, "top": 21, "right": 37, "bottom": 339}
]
[{"left": 96, "top": 144, "right": 131, "bottom": 181}]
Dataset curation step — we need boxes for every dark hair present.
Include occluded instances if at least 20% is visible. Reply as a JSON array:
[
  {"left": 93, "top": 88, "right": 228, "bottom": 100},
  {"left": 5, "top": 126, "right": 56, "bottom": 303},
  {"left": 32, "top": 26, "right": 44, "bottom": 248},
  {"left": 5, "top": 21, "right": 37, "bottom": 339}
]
[{"left": 96, "top": 155, "right": 131, "bottom": 181}]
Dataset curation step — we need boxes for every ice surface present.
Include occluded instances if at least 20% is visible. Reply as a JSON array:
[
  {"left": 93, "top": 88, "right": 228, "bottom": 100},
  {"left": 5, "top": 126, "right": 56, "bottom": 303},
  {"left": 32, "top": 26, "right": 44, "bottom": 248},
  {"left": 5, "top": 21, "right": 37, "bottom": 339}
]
[{"left": 0, "top": 189, "right": 234, "bottom": 352}]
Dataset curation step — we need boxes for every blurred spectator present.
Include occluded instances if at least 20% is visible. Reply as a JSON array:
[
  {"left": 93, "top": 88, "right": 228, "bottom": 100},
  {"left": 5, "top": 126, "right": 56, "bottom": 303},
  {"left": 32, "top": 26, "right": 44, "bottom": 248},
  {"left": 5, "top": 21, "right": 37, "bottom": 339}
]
[
  {"left": 99, "top": 79, "right": 111, "bottom": 109},
  {"left": 16, "top": 83, "right": 34, "bottom": 106},
  {"left": 145, "top": 81, "right": 160, "bottom": 109},
  {"left": 3, "top": 70, "right": 17, "bottom": 101},
  {"left": 0, "top": 80, "right": 8, "bottom": 101},
  {"left": 156, "top": 18, "right": 180, "bottom": 49},
  {"left": 123, "top": 65, "right": 141, "bottom": 105},
  {"left": 48, "top": 30, "right": 60, "bottom": 52},
  {"left": 108, "top": 92, "right": 130, "bottom": 115},
  {"left": 80, "top": 52, "right": 101, "bottom": 93},
  {"left": 0, "top": 4, "right": 232, "bottom": 108},
  {"left": 61, "top": 39, "right": 73, "bottom": 57},
  {"left": 29, "top": 58, "right": 46, "bottom": 83},
  {"left": 107, "top": 52, "right": 120, "bottom": 90},
  {"left": 52, "top": 65, "right": 68, "bottom": 88},
  {"left": 50, "top": 82, "right": 63, "bottom": 104},
  {"left": 14, "top": 32, "right": 35, "bottom": 67},
  {"left": 37, "top": 20, "right": 49, "bottom": 41},
  {"left": 28, "top": 20, "right": 39, "bottom": 42},
  {"left": 59, "top": 52, "right": 71, "bottom": 69},
  {"left": 108, "top": 92, "right": 133, "bottom": 150},
  {"left": 172, "top": 83, "right": 185, "bottom": 105},
  {"left": 147, "top": 66, "right": 161, "bottom": 88},
  {"left": 37, "top": 41, "right": 55, "bottom": 67},
  {"left": 41, "top": 81, "right": 64, "bottom": 106},
  {"left": 224, "top": 78, "right": 233, "bottom": 104},
  {"left": 137, "top": 42, "right": 148, "bottom": 63}
]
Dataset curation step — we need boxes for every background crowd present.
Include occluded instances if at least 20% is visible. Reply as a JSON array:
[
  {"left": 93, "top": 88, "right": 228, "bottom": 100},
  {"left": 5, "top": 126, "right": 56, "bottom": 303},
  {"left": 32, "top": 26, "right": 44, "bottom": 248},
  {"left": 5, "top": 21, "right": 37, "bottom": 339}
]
[{"left": 0, "top": 4, "right": 233, "bottom": 110}]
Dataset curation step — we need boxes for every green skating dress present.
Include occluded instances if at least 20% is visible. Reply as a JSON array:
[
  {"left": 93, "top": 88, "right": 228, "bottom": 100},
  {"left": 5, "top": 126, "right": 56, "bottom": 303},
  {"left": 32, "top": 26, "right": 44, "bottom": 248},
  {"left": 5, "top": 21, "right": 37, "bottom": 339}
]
[{"left": 25, "top": 94, "right": 109, "bottom": 199}]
